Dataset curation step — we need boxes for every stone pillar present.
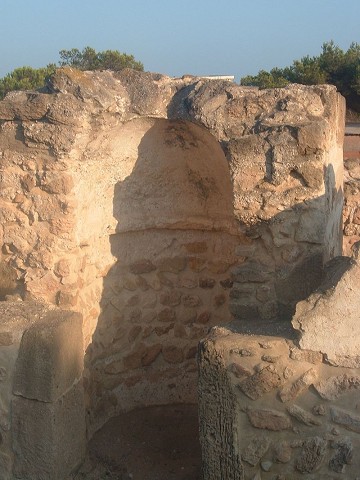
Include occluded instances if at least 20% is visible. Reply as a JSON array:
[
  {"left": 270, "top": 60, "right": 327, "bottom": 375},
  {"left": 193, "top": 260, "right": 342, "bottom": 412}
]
[{"left": 0, "top": 302, "right": 86, "bottom": 480}]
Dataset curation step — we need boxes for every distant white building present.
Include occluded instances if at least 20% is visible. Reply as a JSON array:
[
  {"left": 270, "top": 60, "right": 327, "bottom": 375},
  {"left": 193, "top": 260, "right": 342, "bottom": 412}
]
[{"left": 200, "top": 75, "right": 235, "bottom": 82}]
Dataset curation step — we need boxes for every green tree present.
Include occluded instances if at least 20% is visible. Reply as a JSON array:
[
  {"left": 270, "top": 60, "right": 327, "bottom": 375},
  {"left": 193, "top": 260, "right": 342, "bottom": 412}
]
[
  {"left": 0, "top": 64, "right": 56, "bottom": 99},
  {"left": 58, "top": 46, "right": 144, "bottom": 71},
  {"left": 240, "top": 41, "right": 360, "bottom": 111},
  {"left": 0, "top": 46, "right": 144, "bottom": 99}
]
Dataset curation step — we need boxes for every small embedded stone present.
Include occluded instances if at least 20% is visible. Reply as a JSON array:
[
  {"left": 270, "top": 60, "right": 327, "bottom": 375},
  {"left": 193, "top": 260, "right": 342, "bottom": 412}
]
[
  {"left": 238, "top": 366, "right": 282, "bottom": 400},
  {"left": 261, "top": 355, "right": 280, "bottom": 363},
  {"left": 129, "top": 260, "right": 156, "bottom": 275},
  {"left": 188, "top": 257, "right": 206, "bottom": 272},
  {"left": 183, "top": 242, "right": 207, "bottom": 253},
  {"left": 182, "top": 294, "right": 202, "bottom": 308},
  {"left": 159, "top": 290, "right": 181, "bottom": 306},
  {"left": 162, "top": 345, "right": 184, "bottom": 364},
  {"left": 290, "top": 347, "right": 323, "bottom": 364},
  {"left": 286, "top": 404, "right": 322, "bottom": 426},
  {"left": 126, "top": 294, "right": 140, "bottom": 307},
  {"left": 247, "top": 408, "right": 292, "bottom": 431},
  {"left": 312, "top": 404, "right": 326, "bottom": 416},
  {"left": 273, "top": 441, "right": 292, "bottom": 463},
  {"left": 127, "top": 326, "right": 142, "bottom": 343},
  {"left": 214, "top": 293, "right": 226, "bottom": 307},
  {"left": 283, "top": 366, "right": 294, "bottom": 379},
  {"left": 329, "top": 438, "right": 353, "bottom": 473},
  {"left": 229, "top": 362, "right": 252, "bottom": 378},
  {"left": 157, "top": 308, "right": 176, "bottom": 323},
  {"left": 199, "top": 277, "right": 216, "bottom": 289},
  {"left": 279, "top": 368, "right": 317, "bottom": 403},
  {"left": 220, "top": 278, "right": 233, "bottom": 289},
  {"left": 260, "top": 460, "right": 272, "bottom": 472},
  {"left": 123, "top": 345, "right": 146, "bottom": 369},
  {"left": 242, "top": 435, "right": 270, "bottom": 466},
  {"left": 173, "top": 324, "right": 187, "bottom": 338},
  {"left": 295, "top": 436, "right": 327, "bottom": 473},
  {"left": 141, "top": 344, "right": 162, "bottom": 367},
  {"left": 231, "top": 348, "right": 254, "bottom": 357},
  {"left": 330, "top": 406, "right": 360, "bottom": 433},
  {"left": 156, "top": 272, "right": 174, "bottom": 287},
  {"left": 196, "top": 311, "right": 211, "bottom": 324},
  {"left": 154, "top": 324, "right": 174, "bottom": 336},
  {"left": 178, "top": 277, "right": 197, "bottom": 289},
  {"left": 157, "top": 256, "right": 187, "bottom": 273}
]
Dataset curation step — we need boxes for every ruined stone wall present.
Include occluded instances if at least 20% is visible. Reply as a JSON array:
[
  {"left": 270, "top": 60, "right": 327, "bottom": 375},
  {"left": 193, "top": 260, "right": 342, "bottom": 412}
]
[
  {"left": 0, "top": 69, "right": 345, "bottom": 432},
  {"left": 343, "top": 135, "right": 360, "bottom": 255},
  {"left": 198, "top": 246, "right": 360, "bottom": 479}
]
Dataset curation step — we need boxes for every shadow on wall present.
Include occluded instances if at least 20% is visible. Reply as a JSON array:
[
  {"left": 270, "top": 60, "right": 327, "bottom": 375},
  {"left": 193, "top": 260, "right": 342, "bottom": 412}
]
[
  {"left": 83, "top": 118, "right": 241, "bottom": 431},
  {"left": 83, "top": 116, "right": 343, "bottom": 433}
]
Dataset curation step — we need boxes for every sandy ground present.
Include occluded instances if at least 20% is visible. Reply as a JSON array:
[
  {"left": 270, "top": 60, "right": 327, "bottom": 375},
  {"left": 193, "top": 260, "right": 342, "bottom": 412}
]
[{"left": 71, "top": 404, "right": 202, "bottom": 480}]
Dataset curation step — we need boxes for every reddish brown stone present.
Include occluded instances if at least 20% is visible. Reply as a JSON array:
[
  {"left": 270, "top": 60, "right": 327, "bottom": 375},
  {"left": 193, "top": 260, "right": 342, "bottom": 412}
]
[
  {"left": 123, "top": 344, "right": 146, "bottom": 369},
  {"left": 214, "top": 293, "right": 226, "bottom": 307},
  {"left": 188, "top": 257, "right": 206, "bottom": 272},
  {"left": 220, "top": 278, "right": 233, "bottom": 289},
  {"left": 142, "top": 344, "right": 162, "bottom": 366},
  {"left": 157, "top": 257, "right": 186, "bottom": 273},
  {"left": 208, "top": 261, "right": 232, "bottom": 274},
  {"left": 126, "top": 295, "right": 140, "bottom": 307},
  {"left": 199, "top": 277, "right": 216, "bottom": 289},
  {"left": 197, "top": 311, "right": 211, "bottom": 324},
  {"left": 159, "top": 290, "right": 181, "bottom": 306},
  {"left": 183, "top": 242, "right": 208, "bottom": 253},
  {"left": 128, "top": 326, "right": 142, "bottom": 343},
  {"left": 162, "top": 346, "right": 184, "bottom": 364},
  {"left": 129, "top": 260, "right": 156, "bottom": 275},
  {"left": 353, "top": 207, "right": 360, "bottom": 225},
  {"left": 185, "top": 346, "right": 198, "bottom": 359},
  {"left": 182, "top": 294, "right": 202, "bottom": 308},
  {"left": 156, "top": 272, "right": 174, "bottom": 287},
  {"left": 157, "top": 308, "right": 176, "bottom": 322},
  {"left": 155, "top": 324, "right": 174, "bottom": 336},
  {"left": 174, "top": 324, "right": 187, "bottom": 338}
]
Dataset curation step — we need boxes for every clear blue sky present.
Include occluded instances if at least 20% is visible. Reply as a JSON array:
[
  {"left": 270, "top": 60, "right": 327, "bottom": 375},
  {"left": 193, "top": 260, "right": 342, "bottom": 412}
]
[{"left": 0, "top": 0, "right": 359, "bottom": 81}]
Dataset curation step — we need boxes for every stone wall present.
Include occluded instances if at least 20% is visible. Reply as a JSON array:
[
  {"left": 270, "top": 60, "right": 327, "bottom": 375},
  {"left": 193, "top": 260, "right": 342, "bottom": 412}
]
[
  {"left": 0, "top": 69, "right": 345, "bottom": 434},
  {"left": 198, "top": 245, "right": 360, "bottom": 479},
  {"left": 343, "top": 129, "right": 360, "bottom": 255}
]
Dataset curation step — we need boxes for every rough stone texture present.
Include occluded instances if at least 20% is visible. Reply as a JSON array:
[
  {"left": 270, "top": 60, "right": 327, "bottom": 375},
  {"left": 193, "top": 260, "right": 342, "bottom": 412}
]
[
  {"left": 343, "top": 129, "right": 360, "bottom": 255},
  {"left": 0, "top": 69, "right": 346, "bottom": 467},
  {"left": 12, "top": 381, "right": 86, "bottom": 480},
  {"left": 13, "top": 309, "right": 83, "bottom": 402},
  {"left": 198, "top": 324, "right": 360, "bottom": 479},
  {"left": 0, "top": 301, "right": 85, "bottom": 480},
  {"left": 292, "top": 255, "right": 360, "bottom": 364}
]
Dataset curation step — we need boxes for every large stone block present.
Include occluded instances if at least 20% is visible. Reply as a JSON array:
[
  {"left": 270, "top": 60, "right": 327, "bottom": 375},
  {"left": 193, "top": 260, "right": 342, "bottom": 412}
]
[
  {"left": 12, "top": 381, "right": 86, "bottom": 480},
  {"left": 292, "top": 254, "right": 360, "bottom": 365},
  {"left": 13, "top": 309, "right": 83, "bottom": 402}
]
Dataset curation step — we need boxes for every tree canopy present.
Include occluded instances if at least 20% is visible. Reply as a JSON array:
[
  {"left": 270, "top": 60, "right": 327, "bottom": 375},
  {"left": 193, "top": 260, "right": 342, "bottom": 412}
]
[
  {"left": 241, "top": 41, "right": 360, "bottom": 111},
  {"left": 0, "top": 47, "right": 144, "bottom": 99},
  {"left": 58, "top": 46, "right": 144, "bottom": 72}
]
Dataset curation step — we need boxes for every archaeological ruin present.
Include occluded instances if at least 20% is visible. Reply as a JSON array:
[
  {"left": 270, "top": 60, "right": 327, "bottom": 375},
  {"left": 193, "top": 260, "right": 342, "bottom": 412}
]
[{"left": 0, "top": 67, "right": 359, "bottom": 479}]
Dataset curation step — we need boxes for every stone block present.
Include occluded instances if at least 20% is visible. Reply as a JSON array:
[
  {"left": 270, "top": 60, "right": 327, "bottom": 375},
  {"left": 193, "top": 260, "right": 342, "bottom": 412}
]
[
  {"left": 12, "top": 381, "right": 86, "bottom": 480},
  {"left": 13, "top": 310, "right": 83, "bottom": 402}
]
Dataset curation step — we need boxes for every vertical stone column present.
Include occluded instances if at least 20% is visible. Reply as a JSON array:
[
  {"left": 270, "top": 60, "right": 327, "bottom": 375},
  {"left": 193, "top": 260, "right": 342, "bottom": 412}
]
[{"left": 11, "top": 309, "right": 86, "bottom": 480}]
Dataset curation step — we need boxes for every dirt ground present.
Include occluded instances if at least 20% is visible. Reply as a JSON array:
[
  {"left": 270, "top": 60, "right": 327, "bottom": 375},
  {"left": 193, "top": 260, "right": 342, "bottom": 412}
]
[{"left": 72, "top": 404, "right": 202, "bottom": 480}]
